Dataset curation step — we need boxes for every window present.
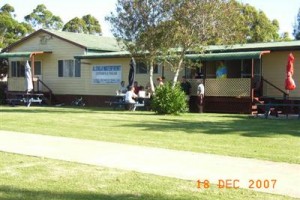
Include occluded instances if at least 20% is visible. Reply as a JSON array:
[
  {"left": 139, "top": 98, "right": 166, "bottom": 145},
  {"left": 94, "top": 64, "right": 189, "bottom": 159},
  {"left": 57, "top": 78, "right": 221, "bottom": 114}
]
[
  {"left": 136, "top": 61, "right": 159, "bottom": 74},
  {"left": 153, "top": 64, "right": 159, "bottom": 74},
  {"left": 29, "top": 61, "right": 42, "bottom": 75},
  {"left": 11, "top": 61, "right": 25, "bottom": 77},
  {"left": 58, "top": 59, "right": 81, "bottom": 77},
  {"left": 136, "top": 61, "right": 147, "bottom": 74}
]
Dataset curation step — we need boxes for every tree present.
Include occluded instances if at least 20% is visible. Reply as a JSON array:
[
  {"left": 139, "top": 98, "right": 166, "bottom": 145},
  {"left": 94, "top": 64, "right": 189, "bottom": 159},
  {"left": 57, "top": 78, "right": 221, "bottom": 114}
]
[
  {"left": 106, "top": 0, "right": 175, "bottom": 92},
  {"left": 293, "top": 8, "right": 300, "bottom": 40},
  {"left": 107, "top": 0, "right": 282, "bottom": 90},
  {"left": 160, "top": 0, "right": 245, "bottom": 85},
  {"left": 107, "top": 0, "right": 240, "bottom": 89},
  {"left": 0, "top": 4, "right": 33, "bottom": 77},
  {"left": 82, "top": 15, "right": 102, "bottom": 35},
  {"left": 63, "top": 15, "right": 102, "bottom": 35},
  {"left": 239, "top": 3, "right": 280, "bottom": 43},
  {"left": 279, "top": 32, "right": 292, "bottom": 41},
  {"left": 0, "top": 4, "right": 33, "bottom": 48},
  {"left": 62, "top": 17, "right": 87, "bottom": 33},
  {"left": 24, "top": 4, "right": 63, "bottom": 30},
  {"left": 0, "top": 3, "right": 15, "bottom": 15}
]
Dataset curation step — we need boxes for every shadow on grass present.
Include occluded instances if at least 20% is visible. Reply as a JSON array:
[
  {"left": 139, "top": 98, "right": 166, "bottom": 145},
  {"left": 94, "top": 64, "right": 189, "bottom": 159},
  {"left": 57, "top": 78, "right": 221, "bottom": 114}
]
[
  {"left": 0, "top": 106, "right": 151, "bottom": 115},
  {"left": 122, "top": 115, "right": 300, "bottom": 138},
  {"left": 0, "top": 185, "right": 188, "bottom": 200},
  {"left": 1, "top": 106, "right": 299, "bottom": 137},
  {"left": 0, "top": 106, "right": 106, "bottom": 114}
]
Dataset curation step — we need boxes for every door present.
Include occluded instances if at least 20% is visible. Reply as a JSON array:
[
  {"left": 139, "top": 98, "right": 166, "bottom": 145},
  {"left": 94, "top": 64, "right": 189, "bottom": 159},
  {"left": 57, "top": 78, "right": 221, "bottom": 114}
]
[{"left": 30, "top": 61, "right": 42, "bottom": 91}]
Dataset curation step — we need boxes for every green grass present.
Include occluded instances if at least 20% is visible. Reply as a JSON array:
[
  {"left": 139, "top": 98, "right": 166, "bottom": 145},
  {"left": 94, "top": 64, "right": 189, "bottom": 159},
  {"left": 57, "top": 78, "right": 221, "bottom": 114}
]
[
  {"left": 0, "top": 106, "right": 299, "bottom": 164},
  {"left": 0, "top": 152, "right": 295, "bottom": 200}
]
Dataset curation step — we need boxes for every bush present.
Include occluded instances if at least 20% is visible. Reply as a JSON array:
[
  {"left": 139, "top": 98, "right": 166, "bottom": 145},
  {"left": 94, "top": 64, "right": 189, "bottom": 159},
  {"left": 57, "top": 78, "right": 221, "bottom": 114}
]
[
  {"left": 151, "top": 82, "right": 188, "bottom": 115},
  {"left": 0, "top": 82, "right": 7, "bottom": 105}
]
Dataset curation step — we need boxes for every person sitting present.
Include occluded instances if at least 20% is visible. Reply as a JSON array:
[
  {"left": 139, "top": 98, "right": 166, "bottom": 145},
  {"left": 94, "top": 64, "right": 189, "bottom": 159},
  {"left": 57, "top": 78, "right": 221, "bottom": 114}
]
[
  {"left": 125, "top": 86, "right": 138, "bottom": 111},
  {"left": 118, "top": 80, "right": 127, "bottom": 94},
  {"left": 144, "top": 82, "right": 153, "bottom": 98},
  {"left": 133, "top": 81, "right": 140, "bottom": 95},
  {"left": 180, "top": 76, "right": 192, "bottom": 100}
]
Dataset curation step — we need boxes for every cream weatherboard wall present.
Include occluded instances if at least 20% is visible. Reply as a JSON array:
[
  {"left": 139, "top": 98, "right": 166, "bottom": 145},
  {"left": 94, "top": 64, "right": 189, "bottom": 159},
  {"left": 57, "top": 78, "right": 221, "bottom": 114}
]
[
  {"left": 6, "top": 31, "right": 174, "bottom": 96},
  {"left": 8, "top": 31, "right": 84, "bottom": 94},
  {"left": 262, "top": 51, "right": 300, "bottom": 98},
  {"left": 82, "top": 58, "right": 178, "bottom": 96}
]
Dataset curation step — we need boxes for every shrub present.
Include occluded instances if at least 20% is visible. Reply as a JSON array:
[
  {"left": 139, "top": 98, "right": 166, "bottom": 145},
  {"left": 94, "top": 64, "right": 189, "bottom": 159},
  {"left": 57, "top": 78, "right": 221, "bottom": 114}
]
[
  {"left": 151, "top": 82, "right": 188, "bottom": 115},
  {"left": 0, "top": 82, "right": 7, "bottom": 105}
]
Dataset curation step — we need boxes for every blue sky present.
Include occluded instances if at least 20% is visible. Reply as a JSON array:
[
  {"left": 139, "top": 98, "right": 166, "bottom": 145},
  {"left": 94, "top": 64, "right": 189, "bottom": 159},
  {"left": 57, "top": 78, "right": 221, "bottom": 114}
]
[{"left": 1, "top": 0, "right": 299, "bottom": 38}]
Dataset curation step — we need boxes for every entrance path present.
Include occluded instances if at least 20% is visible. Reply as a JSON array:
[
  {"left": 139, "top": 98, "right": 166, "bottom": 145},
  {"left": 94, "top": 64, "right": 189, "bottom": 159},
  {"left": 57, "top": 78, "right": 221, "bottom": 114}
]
[{"left": 0, "top": 130, "right": 299, "bottom": 198}]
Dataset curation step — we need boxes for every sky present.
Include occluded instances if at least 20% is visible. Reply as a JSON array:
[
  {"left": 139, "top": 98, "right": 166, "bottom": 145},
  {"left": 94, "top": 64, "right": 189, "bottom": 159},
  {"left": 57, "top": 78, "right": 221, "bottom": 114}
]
[{"left": 0, "top": 0, "right": 299, "bottom": 38}]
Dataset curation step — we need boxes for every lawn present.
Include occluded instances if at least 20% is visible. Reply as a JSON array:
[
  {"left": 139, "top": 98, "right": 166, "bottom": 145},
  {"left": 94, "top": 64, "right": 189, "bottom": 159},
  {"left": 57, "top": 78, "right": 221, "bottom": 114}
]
[
  {"left": 0, "top": 152, "right": 295, "bottom": 200},
  {"left": 0, "top": 106, "right": 299, "bottom": 164}
]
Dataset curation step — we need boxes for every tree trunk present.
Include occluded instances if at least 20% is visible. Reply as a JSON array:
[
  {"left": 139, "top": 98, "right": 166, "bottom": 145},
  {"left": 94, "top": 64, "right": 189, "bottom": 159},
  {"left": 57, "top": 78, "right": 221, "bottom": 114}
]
[
  {"left": 149, "top": 59, "right": 155, "bottom": 93},
  {"left": 172, "top": 58, "right": 184, "bottom": 88}
]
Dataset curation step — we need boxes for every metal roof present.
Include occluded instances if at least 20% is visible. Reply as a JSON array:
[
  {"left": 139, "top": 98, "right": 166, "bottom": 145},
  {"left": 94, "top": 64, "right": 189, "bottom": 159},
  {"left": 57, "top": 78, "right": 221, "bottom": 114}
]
[
  {"left": 205, "top": 41, "right": 300, "bottom": 53},
  {"left": 2, "top": 29, "right": 300, "bottom": 59},
  {"left": 44, "top": 29, "right": 124, "bottom": 52},
  {"left": 185, "top": 51, "right": 270, "bottom": 61},
  {"left": 1, "top": 29, "right": 125, "bottom": 53}
]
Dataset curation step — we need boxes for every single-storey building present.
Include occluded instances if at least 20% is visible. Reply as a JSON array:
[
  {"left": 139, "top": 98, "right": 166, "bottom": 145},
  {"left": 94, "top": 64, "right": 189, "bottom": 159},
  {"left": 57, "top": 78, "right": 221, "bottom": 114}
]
[{"left": 1, "top": 29, "right": 299, "bottom": 113}]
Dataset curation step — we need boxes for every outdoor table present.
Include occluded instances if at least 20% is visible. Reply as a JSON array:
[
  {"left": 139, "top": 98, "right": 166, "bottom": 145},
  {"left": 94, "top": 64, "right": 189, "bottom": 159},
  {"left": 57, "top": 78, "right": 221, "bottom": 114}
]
[
  {"left": 256, "top": 103, "right": 300, "bottom": 119},
  {"left": 7, "top": 93, "right": 43, "bottom": 107}
]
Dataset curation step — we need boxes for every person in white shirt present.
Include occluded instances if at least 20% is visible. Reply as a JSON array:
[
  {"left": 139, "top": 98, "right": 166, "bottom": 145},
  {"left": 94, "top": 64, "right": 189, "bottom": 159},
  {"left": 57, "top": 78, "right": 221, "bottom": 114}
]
[
  {"left": 197, "top": 79, "right": 205, "bottom": 113},
  {"left": 125, "top": 86, "right": 138, "bottom": 103}
]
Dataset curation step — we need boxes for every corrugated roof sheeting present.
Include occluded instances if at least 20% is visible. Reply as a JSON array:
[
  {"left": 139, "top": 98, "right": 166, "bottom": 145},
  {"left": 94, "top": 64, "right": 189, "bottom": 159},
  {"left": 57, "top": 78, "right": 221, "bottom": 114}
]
[
  {"left": 185, "top": 51, "right": 270, "bottom": 61},
  {"left": 45, "top": 29, "right": 124, "bottom": 52}
]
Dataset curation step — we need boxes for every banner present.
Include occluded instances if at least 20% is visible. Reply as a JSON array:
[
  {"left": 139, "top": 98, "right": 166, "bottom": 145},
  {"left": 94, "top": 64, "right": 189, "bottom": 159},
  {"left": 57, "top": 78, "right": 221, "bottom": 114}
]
[{"left": 92, "top": 65, "right": 122, "bottom": 84}]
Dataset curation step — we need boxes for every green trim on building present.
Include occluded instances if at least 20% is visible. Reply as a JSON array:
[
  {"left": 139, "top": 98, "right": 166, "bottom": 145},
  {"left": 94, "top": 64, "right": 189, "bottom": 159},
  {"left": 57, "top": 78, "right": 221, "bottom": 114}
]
[
  {"left": 75, "top": 51, "right": 131, "bottom": 59},
  {"left": 0, "top": 52, "right": 32, "bottom": 58},
  {"left": 205, "top": 41, "right": 300, "bottom": 53},
  {"left": 0, "top": 51, "right": 52, "bottom": 58},
  {"left": 185, "top": 51, "right": 270, "bottom": 61}
]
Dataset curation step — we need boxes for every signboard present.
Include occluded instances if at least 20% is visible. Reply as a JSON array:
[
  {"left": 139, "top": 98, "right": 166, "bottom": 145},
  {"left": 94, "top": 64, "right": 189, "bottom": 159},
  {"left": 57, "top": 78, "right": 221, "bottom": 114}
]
[{"left": 92, "top": 65, "right": 122, "bottom": 84}]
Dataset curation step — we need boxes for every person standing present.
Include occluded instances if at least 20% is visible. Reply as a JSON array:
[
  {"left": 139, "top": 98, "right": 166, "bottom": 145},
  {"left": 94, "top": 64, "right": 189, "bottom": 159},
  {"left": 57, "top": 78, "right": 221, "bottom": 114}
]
[
  {"left": 180, "top": 76, "right": 192, "bottom": 100},
  {"left": 197, "top": 79, "right": 205, "bottom": 113},
  {"left": 156, "top": 77, "right": 164, "bottom": 87}
]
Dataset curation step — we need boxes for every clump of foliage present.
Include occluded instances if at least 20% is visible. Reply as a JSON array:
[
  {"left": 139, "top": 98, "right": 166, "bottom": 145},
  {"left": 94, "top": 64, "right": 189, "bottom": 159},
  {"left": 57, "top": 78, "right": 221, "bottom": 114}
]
[
  {"left": 293, "top": 8, "right": 300, "bottom": 40},
  {"left": 0, "top": 82, "right": 7, "bottom": 104},
  {"left": 24, "top": 4, "right": 63, "bottom": 30},
  {"left": 151, "top": 82, "right": 188, "bottom": 115},
  {"left": 0, "top": 4, "right": 33, "bottom": 48},
  {"left": 63, "top": 14, "right": 102, "bottom": 35}
]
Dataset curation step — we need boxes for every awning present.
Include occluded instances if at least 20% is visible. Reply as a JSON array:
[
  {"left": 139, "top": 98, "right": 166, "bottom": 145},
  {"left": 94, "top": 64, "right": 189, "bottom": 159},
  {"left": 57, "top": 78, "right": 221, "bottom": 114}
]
[
  {"left": 0, "top": 51, "right": 52, "bottom": 58},
  {"left": 185, "top": 51, "right": 270, "bottom": 61}
]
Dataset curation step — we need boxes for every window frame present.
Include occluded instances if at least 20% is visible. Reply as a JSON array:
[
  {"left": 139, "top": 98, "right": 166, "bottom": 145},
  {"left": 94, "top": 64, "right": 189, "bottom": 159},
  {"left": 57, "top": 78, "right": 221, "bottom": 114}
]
[
  {"left": 29, "top": 60, "right": 42, "bottom": 76},
  {"left": 135, "top": 60, "right": 160, "bottom": 74},
  {"left": 58, "top": 59, "right": 81, "bottom": 78},
  {"left": 11, "top": 61, "right": 25, "bottom": 77}
]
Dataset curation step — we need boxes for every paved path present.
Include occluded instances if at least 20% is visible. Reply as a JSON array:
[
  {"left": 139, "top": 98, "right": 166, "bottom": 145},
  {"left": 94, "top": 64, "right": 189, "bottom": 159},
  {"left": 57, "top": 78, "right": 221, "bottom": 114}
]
[{"left": 0, "top": 130, "right": 299, "bottom": 198}]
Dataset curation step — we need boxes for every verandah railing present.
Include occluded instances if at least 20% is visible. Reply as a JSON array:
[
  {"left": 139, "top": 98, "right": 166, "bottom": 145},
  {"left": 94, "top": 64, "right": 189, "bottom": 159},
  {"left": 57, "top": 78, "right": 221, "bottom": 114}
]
[{"left": 188, "top": 78, "right": 251, "bottom": 97}]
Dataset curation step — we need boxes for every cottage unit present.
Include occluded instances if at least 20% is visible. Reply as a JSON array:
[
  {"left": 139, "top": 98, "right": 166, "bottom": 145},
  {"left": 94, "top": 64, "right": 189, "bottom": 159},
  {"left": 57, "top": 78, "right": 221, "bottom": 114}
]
[{"left": 1, "top": 29, "right": 299, "bottom": 113}]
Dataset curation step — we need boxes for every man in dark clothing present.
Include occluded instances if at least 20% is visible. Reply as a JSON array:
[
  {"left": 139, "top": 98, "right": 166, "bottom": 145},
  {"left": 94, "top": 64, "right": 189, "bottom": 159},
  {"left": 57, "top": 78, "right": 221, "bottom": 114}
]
[{"left": 180, "top": 76, "right": 192, "bottom": 97}]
